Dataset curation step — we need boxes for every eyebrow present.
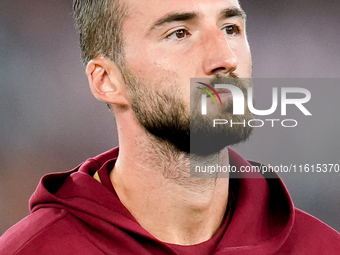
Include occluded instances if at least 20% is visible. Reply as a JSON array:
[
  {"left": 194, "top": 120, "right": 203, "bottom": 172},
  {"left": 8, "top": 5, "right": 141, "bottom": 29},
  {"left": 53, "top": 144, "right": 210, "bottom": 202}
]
[
  {"left": 149, "top": 7, "right": 246, "bottom": 33},
  {"left": 151, "top": 12, "right": 199, "bottom": 31},
  {"left": 219, "top": 7, "right": 247, "bottom": 20}
]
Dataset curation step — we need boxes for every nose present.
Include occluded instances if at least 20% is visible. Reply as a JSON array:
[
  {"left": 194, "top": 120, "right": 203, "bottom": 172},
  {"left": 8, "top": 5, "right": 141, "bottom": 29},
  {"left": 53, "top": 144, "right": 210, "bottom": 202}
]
[{"left": 201, "top": 29, "right": 238, "bottom": 76}]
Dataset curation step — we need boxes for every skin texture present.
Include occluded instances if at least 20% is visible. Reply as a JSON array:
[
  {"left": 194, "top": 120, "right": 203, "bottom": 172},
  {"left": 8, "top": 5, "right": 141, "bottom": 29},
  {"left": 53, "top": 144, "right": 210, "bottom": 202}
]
[{"left": 86, "top": 0, "right": 252, "bottom": 245}]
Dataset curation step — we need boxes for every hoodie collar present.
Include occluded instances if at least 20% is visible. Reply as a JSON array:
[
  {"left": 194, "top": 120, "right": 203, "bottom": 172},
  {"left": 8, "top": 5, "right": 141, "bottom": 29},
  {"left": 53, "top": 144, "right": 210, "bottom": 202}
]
[{"left": 30, "top": 147, "right": 294, "bottom": 254}]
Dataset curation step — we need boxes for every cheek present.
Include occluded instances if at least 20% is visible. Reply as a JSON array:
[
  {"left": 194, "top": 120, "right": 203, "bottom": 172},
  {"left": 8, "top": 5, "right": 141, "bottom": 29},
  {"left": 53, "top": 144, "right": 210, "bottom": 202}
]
[
  {"left": 125, "top": 47, "right": 193, "bottom": 95},
  {"left": 125, "top": 46, "right": 171, "bottom": 81},
  {"left": 230, "top": 41, "right": 252, "bottom": 76}
]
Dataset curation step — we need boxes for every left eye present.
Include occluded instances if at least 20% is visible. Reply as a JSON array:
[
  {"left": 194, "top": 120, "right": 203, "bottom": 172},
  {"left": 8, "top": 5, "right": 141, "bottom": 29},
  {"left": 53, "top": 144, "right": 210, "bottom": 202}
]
[
  {"left": 222, "top": 25, "right": 240, "bottom": 36},
  {"left": 167, "top": 29, "right": 190, "bottom": 40}
]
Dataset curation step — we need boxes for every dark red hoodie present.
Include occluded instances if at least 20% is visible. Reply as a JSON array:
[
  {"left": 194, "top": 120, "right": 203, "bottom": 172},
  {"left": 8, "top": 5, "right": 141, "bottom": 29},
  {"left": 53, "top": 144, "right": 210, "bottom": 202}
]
[{"left": 1, "top": 147, "right": 339, "bottom": 254}]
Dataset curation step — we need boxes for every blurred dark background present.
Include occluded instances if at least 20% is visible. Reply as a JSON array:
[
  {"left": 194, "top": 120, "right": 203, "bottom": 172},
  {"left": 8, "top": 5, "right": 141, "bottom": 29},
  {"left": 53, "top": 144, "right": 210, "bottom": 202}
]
[{"left": 1, "top": 0, "right": 339, "bottom": 235}]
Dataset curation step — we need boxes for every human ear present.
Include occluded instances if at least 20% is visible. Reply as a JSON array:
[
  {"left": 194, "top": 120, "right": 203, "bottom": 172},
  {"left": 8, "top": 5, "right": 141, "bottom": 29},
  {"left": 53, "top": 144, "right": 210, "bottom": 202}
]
[{"left": 86, "top": 57, "right": 129, "bottom": 106}]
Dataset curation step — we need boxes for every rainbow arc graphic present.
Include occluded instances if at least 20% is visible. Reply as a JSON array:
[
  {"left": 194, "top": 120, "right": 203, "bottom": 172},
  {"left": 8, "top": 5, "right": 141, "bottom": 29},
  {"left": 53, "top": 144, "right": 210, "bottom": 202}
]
[{"left": 196, "top": 82, "right": 223, "bottom": 106}]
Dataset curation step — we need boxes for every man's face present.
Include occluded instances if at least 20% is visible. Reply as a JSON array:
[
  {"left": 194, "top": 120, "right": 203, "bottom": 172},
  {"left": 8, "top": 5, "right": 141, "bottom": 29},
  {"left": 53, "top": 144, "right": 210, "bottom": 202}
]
[{"left": 119, "top": 0, "right": 253, "bottom": 155}]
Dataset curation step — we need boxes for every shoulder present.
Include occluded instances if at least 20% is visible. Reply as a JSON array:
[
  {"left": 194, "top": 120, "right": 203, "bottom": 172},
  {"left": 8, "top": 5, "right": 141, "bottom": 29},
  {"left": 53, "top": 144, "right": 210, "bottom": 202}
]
[
  {"left": 0, "top": 207, "right": 98, "bottom": 255},
  {"left": 278, "top": 208, "right": 340, "bottom": 254},
  {"left": 293, "top": 208, "right": 340, "bottom": 242}
]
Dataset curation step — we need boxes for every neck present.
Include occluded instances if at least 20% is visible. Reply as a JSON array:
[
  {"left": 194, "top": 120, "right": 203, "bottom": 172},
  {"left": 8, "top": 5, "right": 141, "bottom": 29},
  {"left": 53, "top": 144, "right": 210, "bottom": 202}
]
[{"left": 110, "top": 113, "right": 229, "bottom": 245}]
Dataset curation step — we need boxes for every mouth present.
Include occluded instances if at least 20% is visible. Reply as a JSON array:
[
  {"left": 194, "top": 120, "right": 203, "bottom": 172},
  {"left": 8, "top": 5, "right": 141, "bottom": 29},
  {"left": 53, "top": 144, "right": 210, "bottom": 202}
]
[
  {"left": 196, "top": 82, "right": 232, "bottom": 95},
  {"left": 213, "top": 88, "right": 231, "bottom": 95},
  {"left": 195, "top": 81, "right": 235, "bottom": 106},
  {"left": 206, "top": 89, "right": 233, "bottom": 107}
]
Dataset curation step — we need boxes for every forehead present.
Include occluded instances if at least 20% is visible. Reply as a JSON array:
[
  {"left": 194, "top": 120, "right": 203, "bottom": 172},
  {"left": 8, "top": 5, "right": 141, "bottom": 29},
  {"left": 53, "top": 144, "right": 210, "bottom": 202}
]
[{"left": 122, "top": 0, "right": 242, "bottom": 27}]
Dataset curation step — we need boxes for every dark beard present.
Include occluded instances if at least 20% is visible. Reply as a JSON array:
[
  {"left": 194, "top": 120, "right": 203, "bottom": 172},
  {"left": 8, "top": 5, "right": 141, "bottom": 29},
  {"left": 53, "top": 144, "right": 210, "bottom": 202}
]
[
  {"left": 122, "top": 67, "right": 253, "bottom": 156},
  {"left": 131, "top": 90, "right": 191, "bottom": 153},
  {"left": 189, "top": 104, "right": 253, "bottom": 155},
  {"left": 190, "top": 77, "right": 254, "bottom": 155}
]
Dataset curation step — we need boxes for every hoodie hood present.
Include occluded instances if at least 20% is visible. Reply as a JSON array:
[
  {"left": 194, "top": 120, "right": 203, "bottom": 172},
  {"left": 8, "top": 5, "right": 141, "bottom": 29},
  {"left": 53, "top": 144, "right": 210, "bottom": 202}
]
[{"left": 29, "top": 147, "right": 295, "bottom": 255}]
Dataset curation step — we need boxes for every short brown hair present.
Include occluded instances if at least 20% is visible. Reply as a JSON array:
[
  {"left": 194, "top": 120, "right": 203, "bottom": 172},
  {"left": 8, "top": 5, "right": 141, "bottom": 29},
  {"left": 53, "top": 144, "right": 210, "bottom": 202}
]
[{"left": 73, "top": 0, "right": 127, "bottom": 66}]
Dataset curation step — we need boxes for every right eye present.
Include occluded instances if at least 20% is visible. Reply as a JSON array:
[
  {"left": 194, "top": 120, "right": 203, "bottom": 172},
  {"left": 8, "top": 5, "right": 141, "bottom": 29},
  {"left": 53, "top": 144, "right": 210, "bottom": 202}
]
[
  {"left": 166, "top": 29, "right": 191, "bottom": 40},
  {"left": 222, "top": 24, "right": 241, "bottom": 36}
]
